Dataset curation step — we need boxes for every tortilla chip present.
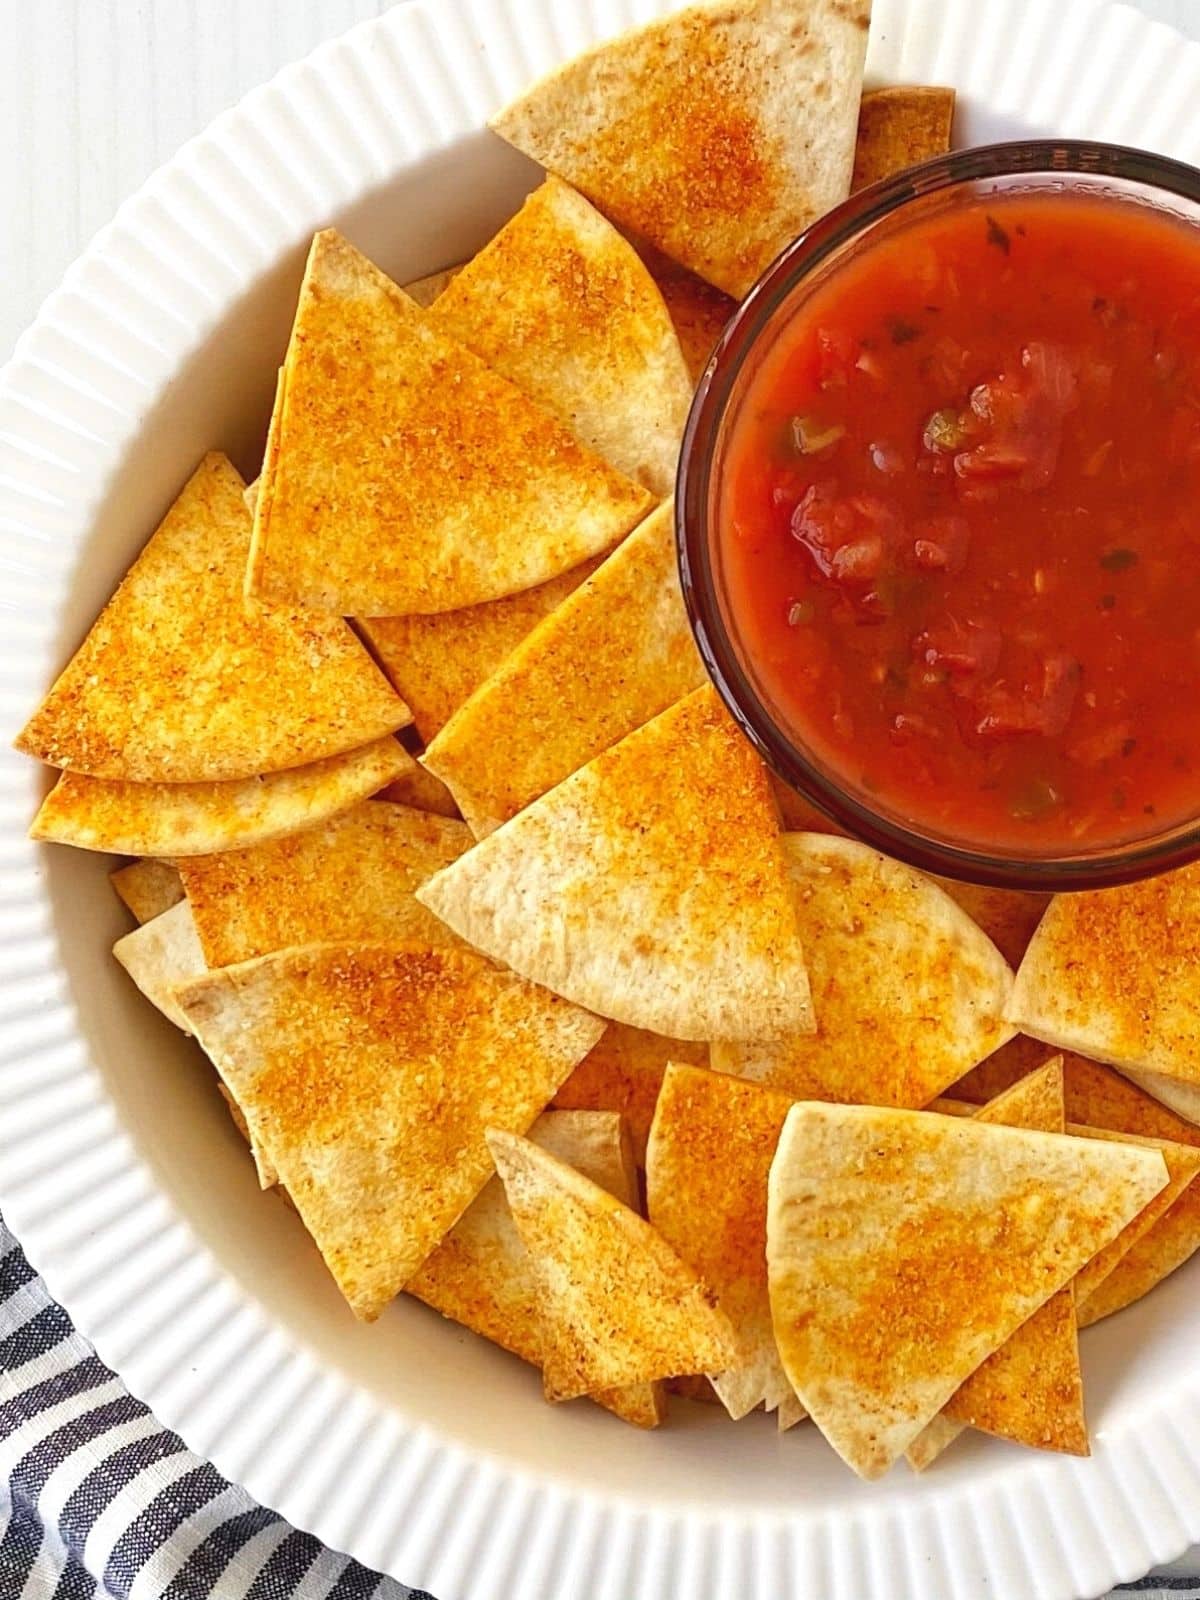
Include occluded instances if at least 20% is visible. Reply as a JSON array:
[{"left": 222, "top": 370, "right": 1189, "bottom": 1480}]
[
  {"left": 177, "top": 801, "right": 471, "bottom": 967},
  {"left": 113, "top": 900, "right": 206, "bottom": 1035},
  {"left": 646, "top": 1062, "right": 799, "bottom": 1421},
  {"left": 410, "top": 1109, "right": 665, "bottom": 1428},
  {"left": 359, "top": 558, "right": 603, "bottom": 745},
  {"left": 16, "top": 455, "right": 408, "bottom": 782},
  {"left": 1120, "top": 1066, "right": 1200, "bottom": 1126},
  {"left": 249, "top": 230, "right": 652, "bottom": 616},
  {"left": 933, "top": 881, "right": 1050, "bottom": 970},
  {"left": 491, "top": 0, "right": 870, "bottom": 299},
  {"left": 110, "top": 859, "right": 184, "bottom": 924},
  {"left": 907, "top": 1062, "right": 1087, "bottom": 1467},
  {"left": 1008, "top": 863, "right": 1200, "bottom": 1083},
  {"left": 851, "top": 86, "right": 955, "bottom": 191},
  {"left": 376, "top": 762, "right": 460, "bottom": 820},
  {"left": 553, "top": 1026, "right": 709, "bottom": 1163},
  {"left": 486, "top": 1127, "right": 741, "bottom": 1398},
  {"left": 949, "top": 1034, "right": 1061, "bottom": 1103},
  {"left": 175, "top": 943, "right": 605, "bottom": 1320},
  {"left": 428, "top": 178, "right": 691, "bottom": 496},
  {"left": 403, "top": 264, "right": 463, "bottom": 307},
  {"left": 417, "top": 685, "right": 812, "bottom": 1041},
  {"left": 766, "top": 1102, "right": 1167, "bottom": 1478},
  {"left": 1078, "top": 1181, "right": 1200, "bottom": 1326},
  {"left": 422, "top": 502, "right": 704, "bottom": 835},
  {"left": 712, "top": 834, "right": 1014, "bottom": 1106},
  {"left": 31, "top": 738, "right": 412, "bottom": 857}
]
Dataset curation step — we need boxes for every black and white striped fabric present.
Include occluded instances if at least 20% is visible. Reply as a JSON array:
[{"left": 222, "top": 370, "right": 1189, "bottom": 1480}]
[
  {"left": 0, "top": 1211, "right": 1193, "bottom": 1600},
  {"left": 0, "top": 1215, "right": 429, "bottom": 1600}
]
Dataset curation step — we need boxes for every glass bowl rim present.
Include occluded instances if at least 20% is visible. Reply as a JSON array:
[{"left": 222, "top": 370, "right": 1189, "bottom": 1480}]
[{"left": 676, "top": 137, "right": 1200, "bottom": 891}]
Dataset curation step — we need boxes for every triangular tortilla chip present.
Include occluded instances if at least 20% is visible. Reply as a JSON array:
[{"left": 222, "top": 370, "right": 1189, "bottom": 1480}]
[
  {"left": 766, "top": 1102, "right": 1167, "bottom": 1478},
  {"left": 851, "top": 86, "right": 955, "bottom": 191},
  {"left": 410, "top": 1109, "right": 664, "bottom": 1428},
  {"left": 553, "top": 1026, "right": 709, "bottom": 1163},
  {"left": 712, "top": 834, "right": 1014, "bottom": 1106},
  {"left": 907, "top": 1062, "right": 1087, "bottom": 1468},
  {"left": 422, "top": 502, "right": 704, "bottom": 835},
  {"left": 177, "top": 801, "right": 470, "bottom": 967},
  {"left": 376, "top": 761, "right": 460, "bottom": 820},
  {"left": 487, "top": 1127, "right": 740, "bottom": 1397},
  {"left": 15, "top": 455, "right": 408, "bottom": 781},
  {"left": 1008, "top": 862, "right": 1200, "bottom": 1083},
  {"left": 1079, "top": 1180, "right": 1200, "bottom": 1326},
  {"left": 491, "top": 0, "right": 870, "bottom": 299},
  {"left": 113, "top": 900, "right": 206, "bottom": 1035},
  {"left": 359, "top": 557, "right": 603, "bottom": 745},
  {"left": 248, "top": 230, "right": 652, "bottom": 615},
  {"left": 646, "top": 1062, "right": 799, "bottom": 1421},
  {"left": 932, "top": 880, "right": 1050, "bottom": 970},
  {"left": 403, "top": 264, "right": 463, "bottom": 307},
  {"left": 110, "top": 859, "right": 183, "bottom": 925},
  {"left": 428, "top": 178, "right": 691, "bottom": 497},
  {"left": 31, "top": 738, "right": 412, "bottom": 857},
  {"left": 1068, "top": 1126, "right": 1200, "bottom": 1304},
  {"left": 417, "top": 685, "right": 812, "bottom": 1041},
  {"left": 174, "top": 943, "right": 604, "bottom": 1319}
]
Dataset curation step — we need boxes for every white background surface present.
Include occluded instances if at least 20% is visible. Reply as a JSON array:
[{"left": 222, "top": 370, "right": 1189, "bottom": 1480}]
[{"left": 3, "top": 0, "right": 1200, "bottom": 1590}]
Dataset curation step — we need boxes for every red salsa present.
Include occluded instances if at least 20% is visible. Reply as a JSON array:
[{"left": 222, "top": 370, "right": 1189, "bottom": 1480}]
[{"left": 720, "top": 190, "right": 1200, "bottom": 852}]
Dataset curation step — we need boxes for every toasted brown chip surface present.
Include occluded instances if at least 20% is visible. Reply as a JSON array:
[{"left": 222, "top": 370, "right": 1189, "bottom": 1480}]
[
  {"left": 110, "top": 859, "right": 184, "bottom": 925},
  {"left": 767, "top": 1102, "right": 1167, "bottom": 1478},
  {"left": 359, "top": 557, "right": 603, "bottom": 746},
  {"left": 411, "top": 1109, "right": 664, "bottom": 1428},
  {"left": 31, "top": 739, "right": 413, "bottom": 858},
  {"left": 16, "top": 455, "right": 408, "bottom": 782},
  {"left": 713, "top": 833, "right": 1014, "bottom": 1106},
  {"left": 175, "top": 943, "right": 605, "bottom": 1320},
  {"left": 422, "top": 502, "right": 704, "bottom": 836},
  {"left": 492, "top": 0, "right": 870, "bottom": 299},
  {"left": 418, "top": 686, "right": 812, "bottom": 1041},
  {"left": 428, "top": 178, "right": 691, "bottom": 496},
  {"left": 488, "top": 1127, "right": 740, "bottom": 1398},
  {"left": 375, "top": 761, "right": 461, "bottom": 820},
  {"left": 1008, "top": 863, "right": 1200, "bottom": 1083},
  {"left": 851, "top": 85, "right": 955, "bottom": 191},
  {"left": 178, "top": 802, "right": 471, "bottom": 967},
  {"left": 249, "top": 230, "right": 652, "bottom": 616},
  {"left": 553, "top": 1026, "right": 709, "bottom": 1163},
  {"left": 646, "top": 1063, "right": 799, "bottom": 1421}
]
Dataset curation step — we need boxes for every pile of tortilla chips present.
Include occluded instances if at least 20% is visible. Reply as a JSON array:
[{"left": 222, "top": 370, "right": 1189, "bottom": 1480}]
[{"left": 18, "top": 0, "right": 1200, "bottom": 1479}]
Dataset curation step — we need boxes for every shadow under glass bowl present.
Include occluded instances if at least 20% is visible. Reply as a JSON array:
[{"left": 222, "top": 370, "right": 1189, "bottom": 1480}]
[{"left": 677, "top": 138, "right": 1200, "bottom": 892}]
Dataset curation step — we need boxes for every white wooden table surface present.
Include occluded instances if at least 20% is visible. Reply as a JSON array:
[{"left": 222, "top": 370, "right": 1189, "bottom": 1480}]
[{"left": 2, "top": 0, "right": 1199, "bottom": 1591}]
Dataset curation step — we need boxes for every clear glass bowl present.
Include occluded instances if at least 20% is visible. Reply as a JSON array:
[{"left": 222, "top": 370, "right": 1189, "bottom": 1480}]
[{"left": 677, "top": 139, "right": 1200, "bottom": 891}]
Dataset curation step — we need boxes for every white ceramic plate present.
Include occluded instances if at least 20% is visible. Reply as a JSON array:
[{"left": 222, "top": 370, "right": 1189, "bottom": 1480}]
[{"left": 4, "top": 1, "right": 1200, "bottom": 1596}]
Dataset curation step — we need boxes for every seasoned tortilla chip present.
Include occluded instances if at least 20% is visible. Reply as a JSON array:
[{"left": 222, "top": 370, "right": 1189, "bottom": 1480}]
[
  {"left": 646, "top": 1063, "right": 799, "bottom": 1421},
  {"left": 376, "top": 761, "right": 460, "bottom": 820},
  {"left": 712, "top": 834, "right": 1014, "bottom": 1106},
  {"left": 933, "top": 880, "right": 1049, "bottom": 970},
  {"left": 113, "top": 900, "right": 206, "bottom": 1035},
  {"left": 110, "top": 859, "right": 183, "bottom": 924},
  {"left": 359, "top": 557, "right": 603, "bottom": 745},
  {"left": 1008, "top": 863, "right": 1200, "bottom": 1083},
  {"left": 16, "top": 455, "right": 408, "bottom": 782},
  {"left": 403, "top": 264, "right": 463, "bottom": 307},
  {"left": 417, "top": 686, "right": 812, "bottom": 1041},
  {"left": 249, "top": 230, "right": 652, "bottom": 615},
  {"left": 31, "top": 738, "right": 412, "bottom": 857},
  {"left": 907, "top": 1062, "right": 1087, "bottom": 1468},
  {"left": 423, "top": 503, "right": 704, "bottom": 835},
  {"left": 851, "top": 86, "right": 955, "bottom": 191},
  {"left": 175, "top": 944, "right": 604, "bottom": 1319},
  {"left": 487, "top": 1128, "right": 740, "bottom": 1398},
  {"left": 1079, "top": 1180, "right": 1200, "bottom": 1326},
  {"left": 177, "top": 802, "right": 470, "bottom": 967},
  {"left": 428, "top": 178, "right": 691, "bottom": 496},
  {"left": 766, "top": 1102, "right": 1167, "bottom": 1478},
  {"left": 411, "top": 1109, "right": 664, "bottom": 1428},
  {"left": 553, "top": 1026, "right": 709, "bottom": 1163},
  {"left": 491, "top": 0, "right": 870, "bottom": 299}
]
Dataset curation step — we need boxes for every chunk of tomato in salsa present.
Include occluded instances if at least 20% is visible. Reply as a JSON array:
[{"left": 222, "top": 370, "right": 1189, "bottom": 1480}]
[{"left": 720, "top": 191, "right": 1200, "bottom": 852}]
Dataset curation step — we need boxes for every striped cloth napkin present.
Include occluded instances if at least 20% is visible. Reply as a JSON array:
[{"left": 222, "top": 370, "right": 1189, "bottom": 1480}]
[{"left": 0, "top": 1210, "right": 1191, "bottom": 1600}]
